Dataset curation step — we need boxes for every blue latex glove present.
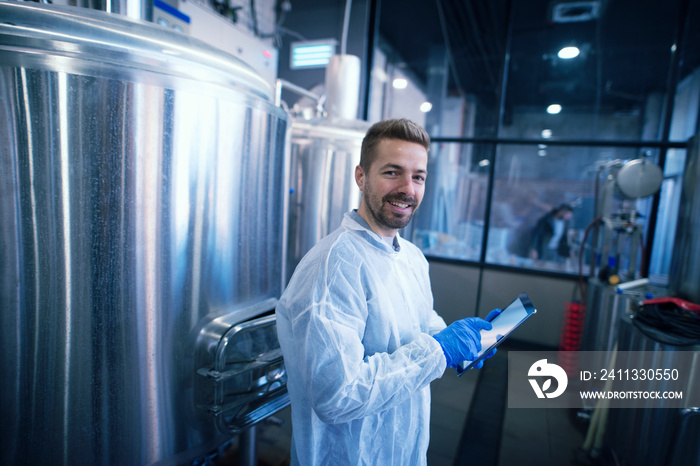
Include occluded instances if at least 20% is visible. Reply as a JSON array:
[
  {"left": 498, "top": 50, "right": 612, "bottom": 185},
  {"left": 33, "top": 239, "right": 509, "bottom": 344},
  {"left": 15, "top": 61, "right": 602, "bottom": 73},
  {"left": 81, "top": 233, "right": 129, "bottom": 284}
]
[
  {"left": 485, "top": 308, "right": 502, "bottom": 323},
  {"left": 467, "top": 308, "right": 503, "bottom": 370},
  {"left": 433, "top": 317, "right": 492, "bottom": 370}
]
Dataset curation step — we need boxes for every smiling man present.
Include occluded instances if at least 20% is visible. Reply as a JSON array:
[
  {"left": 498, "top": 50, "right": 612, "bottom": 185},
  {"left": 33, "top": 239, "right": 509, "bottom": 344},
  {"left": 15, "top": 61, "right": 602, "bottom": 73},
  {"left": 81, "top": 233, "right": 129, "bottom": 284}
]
[
  {"left": 355, "top": 132, "right": 427, "bottom": 236},
  {"left": 275, "top": 119, "right": 498, "bottom": 465}
]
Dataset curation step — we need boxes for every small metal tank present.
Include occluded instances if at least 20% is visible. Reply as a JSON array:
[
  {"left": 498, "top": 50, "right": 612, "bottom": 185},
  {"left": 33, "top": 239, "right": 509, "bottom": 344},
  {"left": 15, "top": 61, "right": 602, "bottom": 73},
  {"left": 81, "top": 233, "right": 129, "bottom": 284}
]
[
  {"left": 0, "top": 2, "right": 289, "bottom": 464},
  {"left": 581, "top": 278, "right": 665, "bottom": 371},
  {"left": 286, "top": 117, "right": 370, "bottom": 280}
]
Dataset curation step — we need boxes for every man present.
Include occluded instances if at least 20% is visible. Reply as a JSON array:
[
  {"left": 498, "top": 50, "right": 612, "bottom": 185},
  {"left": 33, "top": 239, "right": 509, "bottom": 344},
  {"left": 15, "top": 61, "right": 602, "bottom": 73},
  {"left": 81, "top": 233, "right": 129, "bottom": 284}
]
[
  {"left": 529, "top": 203, "right": 575, "bottom": 262},
  {"left": 275, "top": 119, "right": 498, "bottom": 465}
]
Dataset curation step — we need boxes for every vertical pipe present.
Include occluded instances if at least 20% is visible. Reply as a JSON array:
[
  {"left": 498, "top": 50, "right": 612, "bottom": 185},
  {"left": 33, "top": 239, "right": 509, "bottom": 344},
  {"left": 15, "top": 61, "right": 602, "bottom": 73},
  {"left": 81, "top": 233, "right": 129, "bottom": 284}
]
[
  {"left": 238, "top": 426, "right": 257, "bottom": 466},
  {"left": 340, "top": 0, "right": 353, "bottom": 56}
]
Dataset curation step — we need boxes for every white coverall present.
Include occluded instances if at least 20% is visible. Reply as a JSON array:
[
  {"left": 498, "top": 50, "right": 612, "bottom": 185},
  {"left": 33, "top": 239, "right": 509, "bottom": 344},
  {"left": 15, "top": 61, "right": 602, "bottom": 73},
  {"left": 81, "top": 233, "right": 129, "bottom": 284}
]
[{"left": 275, "top": 211, "right": 448, "bottom": 465}]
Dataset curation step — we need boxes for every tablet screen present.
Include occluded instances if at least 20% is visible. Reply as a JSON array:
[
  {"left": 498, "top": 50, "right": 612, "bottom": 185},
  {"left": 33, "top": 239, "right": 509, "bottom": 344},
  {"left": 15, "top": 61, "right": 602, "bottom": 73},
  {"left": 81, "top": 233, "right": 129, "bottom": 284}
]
[{"left": 459, "top": 292, "right": 537, "bottom": 373}]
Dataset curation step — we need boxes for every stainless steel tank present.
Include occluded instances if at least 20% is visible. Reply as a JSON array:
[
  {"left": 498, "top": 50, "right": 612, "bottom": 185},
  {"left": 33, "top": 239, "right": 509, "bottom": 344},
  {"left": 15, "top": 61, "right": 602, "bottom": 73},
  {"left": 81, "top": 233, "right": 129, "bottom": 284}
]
[
  {"left": 581, "top": 279, "right": 665, "bottom": 366},
  {"left": 603, "top": 314, "right": 700, "bottom": 466},
  {"left": 286, "top": 118, "right": 370, "bottom": 280},
  {"left": 0, "top": 2, "right": 289, "bottom": 464}
]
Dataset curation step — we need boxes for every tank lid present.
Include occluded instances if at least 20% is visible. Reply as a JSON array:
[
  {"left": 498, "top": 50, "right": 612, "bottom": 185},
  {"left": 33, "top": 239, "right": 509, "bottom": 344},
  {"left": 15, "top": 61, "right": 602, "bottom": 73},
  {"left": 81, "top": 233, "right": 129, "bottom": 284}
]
[
  {"left": 0, "top": 1, "right": 274, "bottom": 100},
  {"left": 291, "top": 118, "right": 371, "bottom": 142}
]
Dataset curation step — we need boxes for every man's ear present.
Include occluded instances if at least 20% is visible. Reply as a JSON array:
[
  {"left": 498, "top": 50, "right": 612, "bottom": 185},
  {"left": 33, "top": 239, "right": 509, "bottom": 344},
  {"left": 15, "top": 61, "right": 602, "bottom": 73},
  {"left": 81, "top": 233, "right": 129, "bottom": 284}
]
[{"left": 355, "top": 165, "right": 365, "bottom": 191}]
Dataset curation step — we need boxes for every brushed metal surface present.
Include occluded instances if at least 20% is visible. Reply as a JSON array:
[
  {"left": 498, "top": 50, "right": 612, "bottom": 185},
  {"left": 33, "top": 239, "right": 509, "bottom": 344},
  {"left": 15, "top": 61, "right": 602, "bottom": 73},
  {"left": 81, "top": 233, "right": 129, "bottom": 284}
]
[
  {"left": 285, "top": 118, "right": 370, "bottom": 280},
  {"left": 0, "top": 2, "right": 288, "bottom": 464}
]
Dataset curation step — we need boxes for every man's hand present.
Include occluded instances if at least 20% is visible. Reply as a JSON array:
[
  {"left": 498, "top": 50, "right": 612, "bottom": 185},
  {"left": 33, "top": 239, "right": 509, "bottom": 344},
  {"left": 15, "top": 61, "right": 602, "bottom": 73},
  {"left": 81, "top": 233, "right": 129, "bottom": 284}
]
[{"left": 433, "top": 317, "right": 492, "bottom": 369}]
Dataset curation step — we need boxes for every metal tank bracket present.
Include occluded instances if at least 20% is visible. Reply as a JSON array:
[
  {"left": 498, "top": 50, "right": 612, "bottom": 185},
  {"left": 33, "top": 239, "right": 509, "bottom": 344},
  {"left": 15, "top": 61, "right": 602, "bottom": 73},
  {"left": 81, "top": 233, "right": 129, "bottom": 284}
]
[{"left": 195, "top": 308, "right": 289, "bottom": 435}]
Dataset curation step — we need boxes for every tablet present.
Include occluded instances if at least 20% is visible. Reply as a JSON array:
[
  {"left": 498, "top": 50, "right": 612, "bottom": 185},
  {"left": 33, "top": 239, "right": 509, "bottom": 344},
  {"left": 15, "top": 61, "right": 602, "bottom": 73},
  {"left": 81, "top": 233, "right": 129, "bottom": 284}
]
[{"left": 458, "top": 292, "right": 537, "bottom": 373}]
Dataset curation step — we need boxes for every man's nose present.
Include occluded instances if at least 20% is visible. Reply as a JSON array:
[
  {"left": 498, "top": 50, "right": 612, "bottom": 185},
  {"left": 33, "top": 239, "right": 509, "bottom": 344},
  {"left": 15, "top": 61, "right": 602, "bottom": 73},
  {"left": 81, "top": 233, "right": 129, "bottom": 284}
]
[{"left": 397, "top": 175, "right": 416, "bottom": 197}]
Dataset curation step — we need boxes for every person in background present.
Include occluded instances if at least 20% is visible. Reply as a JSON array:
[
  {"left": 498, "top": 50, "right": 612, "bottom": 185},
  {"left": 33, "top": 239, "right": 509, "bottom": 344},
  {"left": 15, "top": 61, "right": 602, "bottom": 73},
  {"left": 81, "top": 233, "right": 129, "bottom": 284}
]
[
  {"left": 275, "top": 118, "right": 501, "bottom": 466},
  {"left": 529, "top": 203, "right": 575, "bottom": 262}
]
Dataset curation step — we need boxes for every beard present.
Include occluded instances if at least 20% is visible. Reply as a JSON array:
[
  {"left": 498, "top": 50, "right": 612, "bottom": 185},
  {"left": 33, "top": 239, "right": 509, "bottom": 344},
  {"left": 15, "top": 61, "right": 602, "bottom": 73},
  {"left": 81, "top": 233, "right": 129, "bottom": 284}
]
[{"left": 363, "top": 191, "right": 419, "bottom": 232}]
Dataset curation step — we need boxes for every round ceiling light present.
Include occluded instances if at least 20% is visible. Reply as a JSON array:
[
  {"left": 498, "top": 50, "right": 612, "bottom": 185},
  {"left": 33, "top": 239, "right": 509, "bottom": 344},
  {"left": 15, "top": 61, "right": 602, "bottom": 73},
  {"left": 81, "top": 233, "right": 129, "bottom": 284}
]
[
  {"left": 558, "top": 46, "right": 580, "bottom": 59},
  {"left": 392, "top": 78, "right": 408, "bottom": 89},
  {"left": 547, "top": 104, "right": 562, "bottom": 114}
]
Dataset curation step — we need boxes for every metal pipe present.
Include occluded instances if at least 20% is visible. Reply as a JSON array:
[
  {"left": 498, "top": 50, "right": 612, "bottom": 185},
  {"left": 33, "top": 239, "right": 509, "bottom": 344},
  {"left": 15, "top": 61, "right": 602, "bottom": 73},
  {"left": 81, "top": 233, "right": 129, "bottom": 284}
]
[
  {"left": 275, "top": 78, "right": 324, "bottom": 116},
  {"left": 340, "top": 0, "right": 352, "bottom": 56},
  {"left": 238, "top": 427, "right": 257, "bottom": 466}
]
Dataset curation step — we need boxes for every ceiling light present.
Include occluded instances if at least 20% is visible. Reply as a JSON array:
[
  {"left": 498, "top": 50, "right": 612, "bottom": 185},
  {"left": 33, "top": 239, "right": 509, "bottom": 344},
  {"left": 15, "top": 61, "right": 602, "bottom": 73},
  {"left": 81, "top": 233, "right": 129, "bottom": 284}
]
[
  {"left": 478, "top": 159, "right": 490, "bottom": 167},
  {"left": 547, "top": 104, "right": 562, "bottom": 114},
  {"left": 541, "top": 129, "right": 553, "bottom": 139},
  {"left": 558, "top": 46, "right": 580, "bottom": 59},
  {"left": 392, "top": 78, "right": 408, "bottom": 89},
  {"left": 420, "top": 102, "right": 432, "bottom": 113}
]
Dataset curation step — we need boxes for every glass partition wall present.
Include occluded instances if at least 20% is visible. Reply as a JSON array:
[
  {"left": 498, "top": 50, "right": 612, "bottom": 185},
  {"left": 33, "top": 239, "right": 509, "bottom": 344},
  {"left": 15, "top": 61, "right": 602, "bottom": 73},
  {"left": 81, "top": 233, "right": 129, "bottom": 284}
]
[{"left": 369, "top": 0, "right": 700, "bottom": 281}]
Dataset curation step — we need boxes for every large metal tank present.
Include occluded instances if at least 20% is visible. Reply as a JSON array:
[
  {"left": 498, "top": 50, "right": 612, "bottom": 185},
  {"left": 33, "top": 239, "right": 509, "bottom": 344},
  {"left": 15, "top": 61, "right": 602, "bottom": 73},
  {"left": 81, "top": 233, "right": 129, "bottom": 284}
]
[
  {"left": 0, "top": 2, "right": 289, "bottom": 465},
  {"left": 286, "top": 118, "right": 370, "bottom": 280}
]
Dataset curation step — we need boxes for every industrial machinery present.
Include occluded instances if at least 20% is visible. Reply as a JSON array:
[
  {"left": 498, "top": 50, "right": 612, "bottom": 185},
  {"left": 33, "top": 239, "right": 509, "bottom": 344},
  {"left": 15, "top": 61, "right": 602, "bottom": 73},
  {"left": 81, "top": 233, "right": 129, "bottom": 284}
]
[
  {"left": 284, "top": 117, "right": 370, "bottom": 280},
  {"left": 580, "top": 155, "right": 664, "bottom": 356},
  {"left": 578, "top": 141, "right": 700, "bottom": 464},
  {"left": 591, "top": 156, "right": 664, "bottom": 283},
  {"left": 0, "top": 2, "right": 289, "bottom": 464},
  {"left": 276, "top": 51, "right": 371, "bottom": 282}
]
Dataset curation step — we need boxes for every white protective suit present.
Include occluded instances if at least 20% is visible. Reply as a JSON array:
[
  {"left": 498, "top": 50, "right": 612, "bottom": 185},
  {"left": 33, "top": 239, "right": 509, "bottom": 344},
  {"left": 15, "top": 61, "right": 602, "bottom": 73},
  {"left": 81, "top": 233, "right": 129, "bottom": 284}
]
[{"left": 276, "top": 211, "right": 448, "bottom": 466}]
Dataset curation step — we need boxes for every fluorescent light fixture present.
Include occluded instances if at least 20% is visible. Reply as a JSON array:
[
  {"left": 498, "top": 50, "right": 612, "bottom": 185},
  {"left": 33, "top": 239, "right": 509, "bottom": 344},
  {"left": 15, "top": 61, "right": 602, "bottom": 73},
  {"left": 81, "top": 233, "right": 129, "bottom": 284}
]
[
  {"left": 290, "top": 39, "right": 337, "bottom": 69},
  {"left": 541, "top": 129, "right": 553, "bottom": 139},
  {"left": 547, "top": 104, "right": 562, "bottom": 114},
  {"left": 392, "top": 78, "right": 408, "bottom": 89},
  {"left": 558, "top": 46, "right": 580, "bottom": 59},
  {"left": 420, "top": 102, "right": 432, "bottom": 112}
]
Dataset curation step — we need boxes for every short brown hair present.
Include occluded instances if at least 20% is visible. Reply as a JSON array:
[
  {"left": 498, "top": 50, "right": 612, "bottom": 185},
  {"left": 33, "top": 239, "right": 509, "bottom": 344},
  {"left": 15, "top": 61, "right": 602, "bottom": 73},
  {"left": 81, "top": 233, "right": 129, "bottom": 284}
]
[{"left": 359, "top": 119, "right": 430, "bottom": 171}]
